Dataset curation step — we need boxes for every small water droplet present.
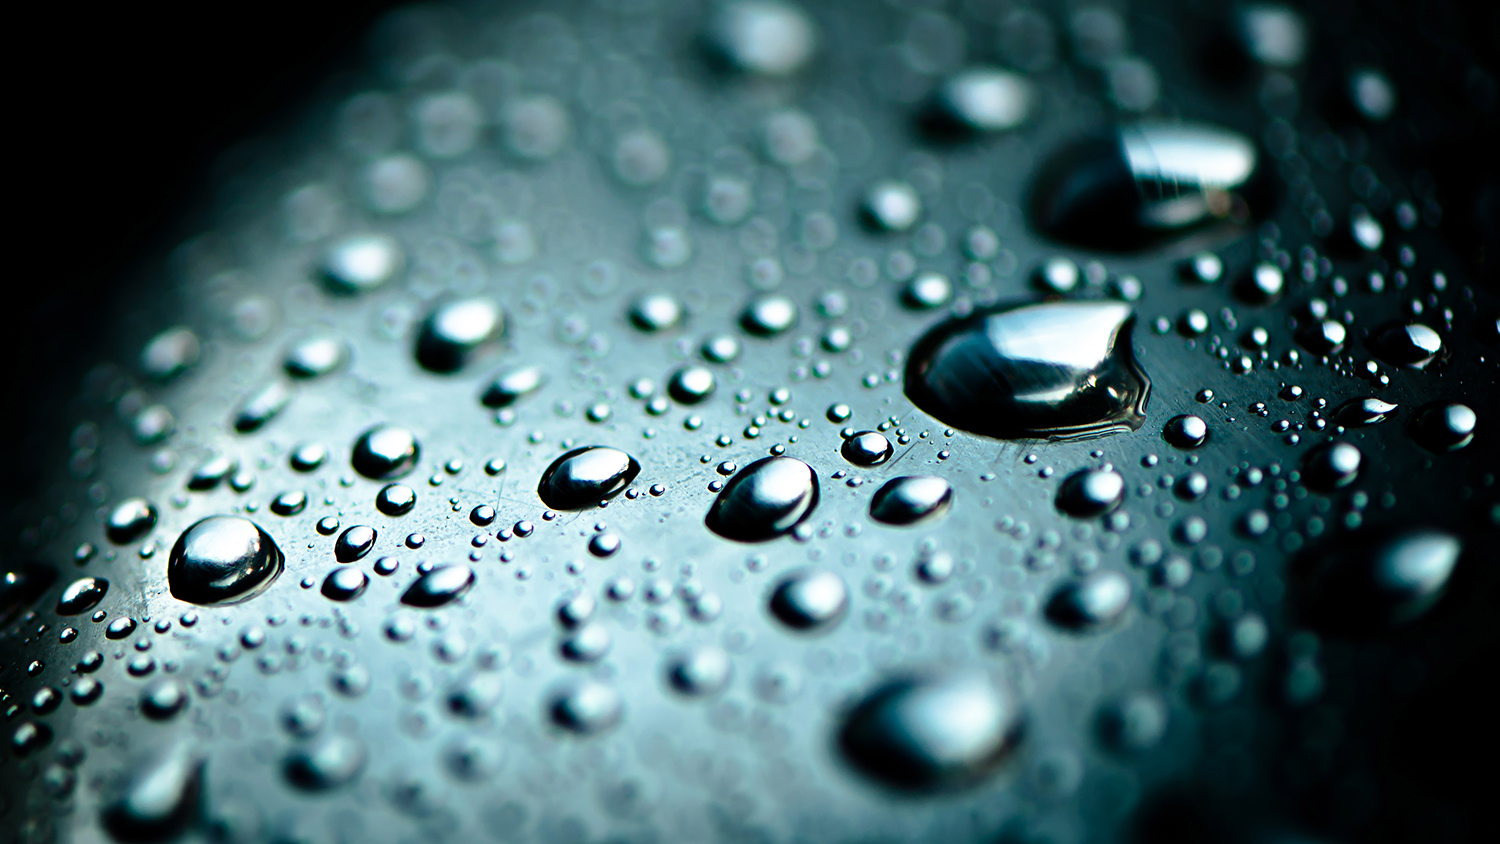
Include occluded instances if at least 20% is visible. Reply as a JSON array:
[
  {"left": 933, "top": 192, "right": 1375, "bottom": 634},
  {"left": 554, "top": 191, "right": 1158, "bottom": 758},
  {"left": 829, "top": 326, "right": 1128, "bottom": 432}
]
[
  {"left": 1045, "top": 570, "right": 1132, "bottom": 631},
  {"left": 668, "top": 366, "right": 717, "bottom": 404},
  {"left": 768, "top": 569, "right": 848, "bottom": 632},
  {"left": 869, "top": 477, "right": 953, "bottom": 526},
  {"left": 1302, "top": 442, "right": 1362, "bottom": 491},
  {"left": 1056, "top": 468, "right": 1125, "bottom": 517},
  {"left": 548, "top": 679, "right": 623, "bottom": 735},
  {"left": 333, "top": 526, "right": 376, "bottom": 562},
  {"left": 1413, "top": 403, "right": 1477, "bottom": 452},
  {"left": 284, "top": 734, "right": 367, "bottom": 791},
  {"left": 1371, "top": 322, "right": 1444, "bottom": 369},
  {"left": 102, "top": 743, "right": 202, "bottom": 840},
  {"left": 862, "top": 181, "right": 922, "bottom": 232},
  {"left": 140, "top": 327, "right": 201, "bottom": 380},
  {"left": 1163, "top": 414, "right": 1209, "bottom": 449},
  {"left": 283, "top": 335, "right": 348, "bottom": 379},
  {"left": 708, "top": 1, "right": 818, "bottom": 76},
  {"left": 401, "top": 565, "right": 476, "bottom": 608},
  {"left": 1334, "top": 397, "right": 1398, "bottom": 427},
  {"left": 740, "top": 295, "right": 799, "bottom": 337},
  {"left": 666, "top": 646, "right": 733, "bottom": 697},
  {"left": 322, "top": 234, "right": 402, "bottom": 293},
  {"left": 842, "top": 431, "right": 894, "bottom": 466},
  {"left": 376, "top": 483, "right": 417, "bottom": 516},
  {"left": 107, "top": 498, "right": 158, "bottom": 544}
]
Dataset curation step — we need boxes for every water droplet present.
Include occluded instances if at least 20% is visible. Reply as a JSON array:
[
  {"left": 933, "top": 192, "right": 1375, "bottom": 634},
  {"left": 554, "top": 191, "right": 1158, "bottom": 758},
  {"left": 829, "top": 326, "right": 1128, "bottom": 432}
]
[
  {"left": 708, "top": 1, "right": 817, "bottom": 76},
  {"left": 401, "top": 565, "right": 476, "bottom": 608},
  {"left": 1334, "top": 397, "right": 1398, "bottom": 427},
  {"left": 480, "top": 367, "right": 546, "bottom": 411},
  {"left": 56, "top": 576, "right": 108, "bottom": 615},
  {"left": 705, "top": 456, "right": 819, "bottom": 542},
  {"left": 548, "top": 680, "right": 623, "bottom": 735},
  {"left": 320, "top": 564, "right": 368, "bottom": 602},
  {"left": 740, "top": 295, "right": 799, "bottom": 336},
  {"left": 351, "top": 424, "right": 421, "bottom": 480},
  {"left": 187, "top": 454, "right": 237, "bottom": 491},
  {"left": 668, "top": 366, "right": 717, "bottom": 404},
  {"left": 630, "top": 292, "right": 684, "bottom": 333},
  {"left": 333, "top": 526, "right": 376, "bottom": 562},
  {"left": 905, "top": 301, "right": 1150, "bottom": 441},
  {"left": 284, "top": 734, "right": 366, "bottom": 791},
  {"left": 926, "top": 68, "right": 1035, "bottom": 134},
  {"left": 1031, "top": 122, "right": 1260, "bottom": 250},
  {"left": 903, "top": 272, "right": 953, "bottom": 309},
  {"left": 1055, "top": 468, "right": 1125, "bottom": 517},
  {"left": 504, "top": 95, "right": 569, "bottom": 160},
  {"left": 666, "top": 646, "right": 733, "bottom": 697},
  {"left": 1163, "top": 414, "right": 1209, "bottom": 449},
  {"left": 232, "top": 381, "right": 292, "bottom": 433},
  {"left": 560, "top": 623, "right": 613, "bottom": 663},
  {"left": 284, "top": 336, "right": 348, "bottom": 379},
  {"left": 106, "top": 617, "right": 138, "bottom": 639},
  {"left": 1349, "top": 68, "right": 1397, "bottom": 121},
  {"left": 140, "top": 679, "right": 189, "bottom": 720},
  {"left": 375, "top": 483, "right": 417, "bottom": 516},
  {"left": 1296, "top": 319, "right": 1347, "bottom": 355},
  {"left": 838, "top": 672, "right": 1023, "bottom": 793},
  {"left": 841, "top": 431, "right": 894, "bottom": 466},
  {"left": 1371, "top": 322, "right": 1444, "bottom": 369},
  {"left": 1237, "top": 4, "right": 1308, "bottom": 68},
  {"left": 271, "top": 490, "right": 308, "bottom": 516},
  {"left": 1236, "top": 263, "right": 1285, "bottom": 304},
  {"left": 1414, "top": 403, "right": 1476, "bottom": 452},
  {"left": 107, "top": 498, "right": 158, "bottom": 544},
  {"left": 168, "top": 516, "right": 284, "bottom": 605},
  {"left": 768, "top": 569, "right": 848, "bottom": 632},
  {"left": 862, "top": 181, "right": 922, "bottom": 232},
  {"left": 322, "top": 234, "right": 402, "bottom": 294},
  {"left": 538, "top": 446, "right": 642, "bottom": 510},
  {"left": 1046, "top": 570, "right": 1132, "bottom": 632},
  {"left": 1182, "top": 252, "right": 1224, "bottom": 283},
  {"left": 102, "top": 743, "right": 202, "bottom": 841},
  {"left": 140, "top": 327, "right": 201, "bottom": 380},
  {"left": 1302, "top": 442, "right": 1362, "bottom": 491},
  {"left": 415, "top": 297, "right": 504, "bottom": 373},
  {"left": 1098, "top": 691, "right": 1168, "bottom": 752},
  {"left": 1302, "top": 529, "right": 1462, "bottom": 631},
  {"left": 870, "top": 477, "right": 953, "bottom": 526}
]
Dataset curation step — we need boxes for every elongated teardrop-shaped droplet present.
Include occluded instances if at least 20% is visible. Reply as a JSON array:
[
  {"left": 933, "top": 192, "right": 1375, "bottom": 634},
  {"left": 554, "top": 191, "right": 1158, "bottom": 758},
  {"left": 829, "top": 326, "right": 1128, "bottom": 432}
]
[
  {"left": 187, "top": 453, "right": 237, "bottom": 491},
  {"left": 905, "top": 301, "right": 1150, "bottom": 441},
  {"left": 57, "top": 577, "right": 109, "bottom": 615},
  {"left": 351, "top": 424, "right": 420, "bottom": 480},
  {"left": 168, "top": 517, "right": 284, "bottom": 606},
  {"left": 481, "top": 365, "right": 546, "bottom": 408},
  {"left": 232, "top": 381, "right": 292, "bottom": 433},
  {"left": 1302, "top": 529, "right": 1463, "bottom": 632},
  {"left": 401, "top": 565, "right": 476, "bottom": 608},
  {"left": 705, "top": 457, "right": 819, "bottom": 542},
  {"left": 415, "top": 297, "right": 503, "bottom": 373},
  {"left": 869, "top": 477, "right": 953, "bottom": 526},
  {"left": 107, "top": 498, "right": 158, "bottom": 544},
  {"left": 838, "top": 672, "right": 1023, "bottom": 793},
  {"left": 1030, "top": 122, "right": 1261, "bottom": 250},
  {"left": 538, "top": 446, "right": 641, "bottom": 510},
  {"left": 102, "top": 743, "right": 203, "bottom": 842},
  {"left": 284, "top": 734, "right": 367, "bottom": 791},
  {"left": 1056, "top": 468, "right": 1125, "bottom": 517},
  {"left": 1046, "top": 570, "right": 1132, "bottom": 631},
  {"left": 768, "top": 570, "right": 848, "bottom": 632},
  {"left": 1334, "top": 397, "right": 1397, "bottom": 427}
]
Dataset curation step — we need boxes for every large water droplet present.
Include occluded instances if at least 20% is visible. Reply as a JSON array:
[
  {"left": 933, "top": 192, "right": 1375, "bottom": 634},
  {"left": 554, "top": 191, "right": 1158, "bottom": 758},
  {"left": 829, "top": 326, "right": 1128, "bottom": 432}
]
[
  {"left": 168, "top": 516, "right": 284, "bottom": 605},
  {"left": 334, "top": 525, "right": 376, "bottom": 562},
  {"left": 284, "top": 734, "right": 367, "bottom": 791},
  {"left": 351, "top": 424, "right": 421, "bottom": 480},
  {"left": 538, "top": 446, "right": 641, "bottom": 510},
  {"left": 1045, "top": 570, "right": 1132, "bottom": 632},
  {"left": 548, "top": 680, "right": 623, "bottom": 735},
  {"left": 107, "top": 498, "right": 158, "bottom": 544},
  {"left": 1413, "top": 403, "right": 1477, "bottom": 452},
  {"left": 1301, "top": 529, "right": 1463, "bottom": 631},
  {"left": 1031, "top": 122, "right": 1261, "bottom": 250},
  {"left": 924, "top": 68, "right": 1035, "bottom": 135},
  {"left": 415, "top": 297, "right": 504, "bottom": 373},
  {"left": 869, "top": 477, "right": 954, "bottom": 526},
  {"left": 321, "top": 567, "right": 369, "bottom": 602},
  {"left": 401, "top": 565, "right": 476, "bottom": 608},
  {"left": 838, "top": 672, "right": 1023, "bottom": 793},
  {"left": 705, "top": 456, "right": 819, "bottom": 542},
  {"left": 57, "top": 576, "right": 108, "bottom": 615},
  {"left": 102, "top": 743, "right": 202, "bottom": 842},
  {"left": 708, "top": 1, "right": 817, "bottom": 76},
  {"left": 1371, "top": 322, "right": 1443, "bottom": 369},
  {"left": 1056, "top": 468, "right": 1125, "bottom": 517},
  {"left": 904, "top": 301, "right": 1150, "bottom": 441},
  {"left": 322, "top": 234, "right": 402, "bottom": 293},
  {"left": 768, "top": 569, "right": 848, "bottom": 632}
]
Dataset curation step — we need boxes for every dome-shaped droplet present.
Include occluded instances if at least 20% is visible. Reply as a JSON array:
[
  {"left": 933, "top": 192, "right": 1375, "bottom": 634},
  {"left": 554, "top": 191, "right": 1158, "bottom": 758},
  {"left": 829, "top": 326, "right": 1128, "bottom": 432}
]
[
  {"left": 140, "top": 327, "right": 201, "bottom": 381},
  {"left": 1098, "top": 691, "right": 1168, "bottom": 753},
  {"left": 447, "top": 673, "right": 504, "bottom": 718},
  {"left": 140, "top": 679, "right": 189, "bottom": 720},
  {"left": 862, "top": 181, "right": 922, "bottom": 232},
  {"left": 768, "top": 569, "right": 848, "bottom": 632},
  {"left": 668, "top": 366, "right": 717, "bottom": 404},
  {"left": 1302, "top": 529, "right": 1463, "bottom": 631},
  {"left": 903, "top": 273, "right": 953, "bottom": 309},
  {"left": 708, "top": 1, "right": 818, "bottom": 76},
  {"left": 1296, "top": 319, "right": 1347, "bottom": 355},
  {"left": 838, "top": 672, "right": 1023, "bottom": 793},
  {"left": 102, "top": 743, "right": 202, "bottom": 842},
  {"left": 284, "top": 734, "right": 366, "bottom": 791},
  {"left": 321, "top": 567, "right": 369, "bottom": 602},
  {"left": 629, "top": 292, "right": 684, "bottom": 333},
  {"left": 415, "top": 297, "right": 503, "bottom": 373},
  {"left": 538, "top": 446, "right": 641, "bottom": 510},
  {"left": 1414, "top": 403, "right": 1476, "bottom": 452},
  {"left": 401, "top": 565, "right": 476, "bottom": 608},
  {"left": 168, "top": 516, "right": 285, "bottom": 605},
  {"left": 869, "top": 477, "right": 953, "bottom": 526},
  {"left": 1334, "top": 398, "right": 1397, "bottom": 427},
  {"left": 904, "top": 301, "right": 1150, "bottom": 441},
  {"left": 187, "top": 453, "right": 237, "bottom": 491},
  {"left": 322, "top": 234, "right": 402, "bottom": 294},
  {"left": 559, "top": 623, "right": 613, "bottom": 663},
  {"left": 107, "top": 498, "right": 158, "bottom": 544},
  {"left": 1030, "top": 122, "right": 1260, "bottom": 250},
  {"left": 1236, "top": 3, "right": 1308, "bottom": 68},
  {"left": 232, "top": 381, "right": 292, "bottom": 433},
  {"left": 334, "top": 525, "right": 376, "bottom": 562},
  {"left": 1302, "top": 442, "right": 1362, "bottom": 491},
  {"left": 705, "top": 456, "right": 820, "bottom": 542},
  {"left": 666, "top": 646, "right": 733, "bottom": 697},
  {"left": 740, "top": 295, "right": 799, "bottom": 337},
  {"left": 841, "top": 431, "right": 893, "bottom": 466},
  {"left": 925, "top": 68, "right": 1035, "bottom": 134},
  {"left": 57, "top": 577, "right": 108, "bottom": 616},
  {"left": 481, "top": 365, "right": 546, "bottom": 408},
  {"left": 351, "top": 424, "right": 421, "bottom": 480},
  {"left": 548, "top": 680, "right": 623, "bottom": 735},
  {"left": 1163, "top": 414, "right": 1209, "bottom": 449},
  {"left": 284, "top": 336, "right": 348, "bottom": 379},
  {"left": 1371, "top": 322, "right": 1444, "bottom": 369},
  {"left": 375, "top": 483, "right": 416, "bottom": 516},
  {"left": 1046, "top": 570, "right": 1132, "bottom": 631},
  {"left": 1055, "top": 468, "right": 1125, "bottom": 517},
  {"left": 1236, "top": 263, "right": 1285, "bottom": 304}
]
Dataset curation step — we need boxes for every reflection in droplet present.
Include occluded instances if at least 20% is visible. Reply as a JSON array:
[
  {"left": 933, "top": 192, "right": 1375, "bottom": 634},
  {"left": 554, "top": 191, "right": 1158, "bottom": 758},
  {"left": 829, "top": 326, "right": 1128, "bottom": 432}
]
[
  {"left": 140, "top": 679, "right": 189, "bottom": 720},
  {"left": 351, "top": 425, "right": 421, "bottom": 480},
  {"left": 401, "top": 565, "right": 476, "bottom": 608},
  {"left": 321, "top": 567, "right": 369, "bottom": 602},
  {"left": 862, "top": 181, "right": 922, "bottom": 232},
  {"left": 548, "top": 680, "right": 623, "bottom": 735},
  {"left": 839, "top": 672, "right": 1023, "bottom": 793},
  {"left": 57, "top": 577, "right": 109, "bottom": 616},
  {"left": 376, "top": 484, "right": 417, "bottom": 516},
  {"left": 1098, "top": 691, "right": 1168, "bottom": 753},
  {"left": 630, "top": 292, "right": 684, "bottom": 333},
  {"left": 705, "top": 457, "right": 819, "bottom": 542},
  {"left": 668, "top": 367, "right": 717, "bottom": 404},
  {"left": 1236, "top": 263, "right": 1285, "bottom": 304},
  {"left": 233, "top": 381, "right": 292, "bottom": 433},
  {"left": 187, "top": 454, "right": 237, "bottom": 491},
  {"left": 1163, "top": 415, "right": 1209, "bottom": 449},
  {"left": 168, "top": 517, "right": 284, "bottom": 606},
  {"left": 926, "top": 68, "right": 1035, "bottom": 134},
  {"left": 538, "top": 446, "right": 642, "bottom": 510},
  {"left": 1056, "top": 468, "right": 1125, "bottom": 517},
  {"left": 1237, "top": 3, "right": 1308, "bottom": 68},
  {"left": 334, "top": 525, "right": 376, "bottom": 562},
  {"left": 415, "top": 297, "right": 504, "bottom": 373},
  {"left": 768, "top": 570, "right": 848, "bottom": 632},
  {"left": 107, "top": 498, "right": 158, "bottom": 544},
  {"left": 741, "top": 295, "right": 799, "bottom": 337},
  {"left": 1046, "top": 570, "right": 1132, "bottom": 632},
  {"left": 870, "top": 477, "right": 953, "bottom": 526},
  {"left": 905, "top": 301, "right": 1150, "bottom": 441}
]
